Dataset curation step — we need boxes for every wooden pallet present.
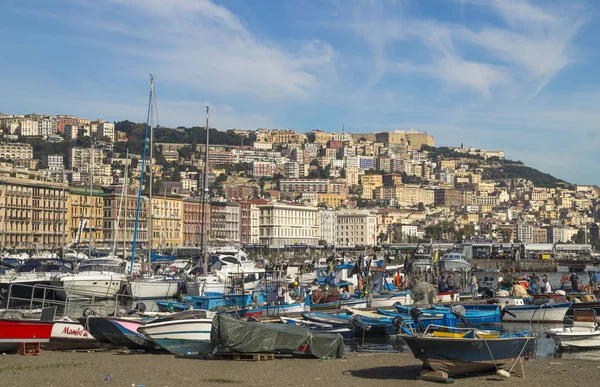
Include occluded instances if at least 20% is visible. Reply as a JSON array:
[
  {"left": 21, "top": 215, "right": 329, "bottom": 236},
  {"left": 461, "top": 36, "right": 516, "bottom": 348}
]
[
  {"left": 213, "top": 352, "right": 275, "bottom": 361},
  {"left": 17, "top": 342, "right": 41, "bottom": 356}
]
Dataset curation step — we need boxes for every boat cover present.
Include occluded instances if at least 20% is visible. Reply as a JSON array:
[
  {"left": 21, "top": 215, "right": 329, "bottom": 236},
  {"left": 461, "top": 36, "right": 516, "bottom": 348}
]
[{"left": 211, "top": 314, "right": 345, "bottom": 359}]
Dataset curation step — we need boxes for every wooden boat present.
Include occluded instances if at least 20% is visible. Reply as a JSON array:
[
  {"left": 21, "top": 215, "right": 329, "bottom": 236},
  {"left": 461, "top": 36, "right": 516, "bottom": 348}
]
[
  {"left": 0, "top": 319, "right": 54, "bottom": 352},
  {"left": 369, "top": 292, "right": 412, "bottom": 307},
  {"left": 401, "top": 326, "right": 535, "bottom": 375},
  {"left": 546, "top": 309, "right": 600, "bottom": 349},
  {"left": 279, "top": 316, "right": 353, "bottom": 338},
  {"left": 503, "top": 302, "right": 571, "bottom": 323},
  {"left": 394, "top": 305, "right": 501, "bottom": 326},
  {"left": 78, "top": 316, "right": 156, "bottom": 349},
  {"left": 138, "top": 310, "right": 215, "bottom": 356}
]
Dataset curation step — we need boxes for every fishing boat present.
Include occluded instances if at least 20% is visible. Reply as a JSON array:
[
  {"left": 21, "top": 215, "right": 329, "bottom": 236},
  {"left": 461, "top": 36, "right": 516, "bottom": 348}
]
[
  {"left": 401, "top": 325, "right": 536, "bottom": 375},
  {"left": 436, "top": 289, "right": 461, "bottom": 302},
  {"left": 395, "top": 305, "right": 501, "bottom": 326},
  {"left": 279, "top": 316, "right": 353, "bottom": 338},
  {"left": 369, "top": 291, "right": 412, "bottom": 307},
  {"left": 138, "top": 310, "right": 215, "bottom": 356},
  {"left": 0, "top": 319, "right": 54, "bottom": 352},
  {"left": 77, "top": 316, "right": 157, "bottom": 349},
  {"left": 546, "top": 309, "right": 600, "bottom": 349},
  {"left": 438, "top": 252, "right": 471, "bottom": 272},
  {"left": 502, "top": 301, "right": 571, "bottom": 323}
]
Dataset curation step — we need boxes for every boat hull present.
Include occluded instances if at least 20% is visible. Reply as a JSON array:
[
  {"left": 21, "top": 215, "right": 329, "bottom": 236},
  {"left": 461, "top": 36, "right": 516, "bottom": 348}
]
[
  {"left": 59, "top": 274, "right": 124, "bottom": 299},
  {"left": 546, "top": 327, "right": 600, "bottom": 349},
  {"left": 308, "top": 299, "right": 367, "bottom": 311},
  {"left": 503, "top": 303, "right": 571, "bottom": 323},
  {"left": 129, "top": 278, "right": 181, "bottom": 299},
  {"left": 47, "top": 321, "right": 99, "bottom": 350},
  {"left": 139, "top": 319, "right": 214, "bottom": 355},
  {"left": 401, "top": 334, "right": 535, "bottom": 375},
  {"left": 370, "top": 293, "right": 412, "bottom": 308},
  {"left": 0, "top": 319, "right": 54, "bottom": 352},
  {"left": 105, "top": 319, "right": 158, "bottom": 350}
]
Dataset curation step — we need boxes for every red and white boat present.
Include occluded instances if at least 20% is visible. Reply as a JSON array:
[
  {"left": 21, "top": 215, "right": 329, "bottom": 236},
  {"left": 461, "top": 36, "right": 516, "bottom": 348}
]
[
  {"left": 47, "top": 318, "right": 99, "bottom": 350},
  {"left": 0, "top": 319, "right": 54, "bottom": 352}
]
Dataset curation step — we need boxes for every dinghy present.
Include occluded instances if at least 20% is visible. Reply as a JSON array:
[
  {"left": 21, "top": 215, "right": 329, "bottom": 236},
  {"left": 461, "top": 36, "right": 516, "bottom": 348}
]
[{"left": 546, "top": 309, "right": 600, "bottom": 349}]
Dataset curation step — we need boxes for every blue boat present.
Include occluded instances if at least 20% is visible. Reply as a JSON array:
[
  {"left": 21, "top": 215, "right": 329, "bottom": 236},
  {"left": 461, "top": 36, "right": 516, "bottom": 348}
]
[
  {"left": 301, "top": 312, "right": 397, "bottom": 336},
  {"left": 376, "top": 308, "right": 458, "bottom": 330},
  {"left": 401, "top": 328, "right": 536, "bottom": 375},
  {"left": 394, "top": 305, "right": 501, "bottom": 326}
]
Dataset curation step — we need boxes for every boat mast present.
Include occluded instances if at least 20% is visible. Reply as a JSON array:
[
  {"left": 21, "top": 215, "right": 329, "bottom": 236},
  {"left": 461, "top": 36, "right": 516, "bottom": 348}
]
[
  {"left": 88, "top": 141, "right": 94, "bottom": 260},
  {"left": 201, "top": 106, "right": 210, "bottom": 275},
  {"left": 112, "top": 148, "right": 128, "bottom": 257},
  {"left": 131, "top": 75, "right": 155, "bottom": 275},
  {"left": 123, "top": 151, "right": 129, "bottom": 260}
]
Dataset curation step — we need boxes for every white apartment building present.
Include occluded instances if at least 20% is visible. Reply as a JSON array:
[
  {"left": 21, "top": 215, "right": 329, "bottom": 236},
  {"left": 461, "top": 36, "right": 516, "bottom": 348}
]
[
  {"left": 0, "top": 143, "right": 33, "bottom": 160},
  {"left": 98, "top": 122, "right": 115, "bottom": 142},
  {"left": 41, "top": 154, "right": 64, "bottom": 170},
  {"left": 69, "top": 147, "right": 104, "bottom": 171},
  {"left": 258, "top": 203, "right": 320, "bottom": 247},
  {"left": 38, "top": 118, "right": 57, "bottom": 137},
  {"left": 19, "top": 119, "right": 39, "bottom": 137},
  {"left": 517, "top": 223, "right": 534, "bottom": 244},
  {"left": 250, "top": 205, "right": 260, "bottom": 244},
  {"left": 336, "top": 209, "right": 378, "bottom": 246},
  {"left": 319, "top": 209, "right": 337, "bottom": 245},
  {"left": 284, "top": 162, "right": 300, "bottom": 179},
  {"left": 65, "top": 124, "right": 90, "bottom": 140}
]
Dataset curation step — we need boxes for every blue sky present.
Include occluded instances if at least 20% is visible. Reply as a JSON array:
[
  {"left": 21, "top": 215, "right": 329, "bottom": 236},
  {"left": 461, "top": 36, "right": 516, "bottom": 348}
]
[{"left": 1, "top": 0, "right": 599, "bottom": 184}]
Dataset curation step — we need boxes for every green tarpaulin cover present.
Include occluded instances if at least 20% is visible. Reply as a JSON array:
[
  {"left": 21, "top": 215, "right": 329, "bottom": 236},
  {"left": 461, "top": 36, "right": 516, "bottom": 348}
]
[{"left": 211, "top": 314, "right": 345, "bottom": 359}]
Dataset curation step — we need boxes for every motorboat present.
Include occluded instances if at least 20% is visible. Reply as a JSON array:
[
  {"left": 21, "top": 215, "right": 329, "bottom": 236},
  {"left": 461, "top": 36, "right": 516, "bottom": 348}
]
[
  {"left": 0, "top": 319, "right": 55, "bottom": 352},
  {"left": 411, "top": 253, "right": 433, "bottom": 270},
  {"left": 279, "top": 316, "right": 353, "bottom": 338},
  {"left": 48, "top": 317, "right": 99, "bottom": 350},
  {"left": 126, "top": 275, "right": 182, "bottom": 300},
  {"left": 546, "top": 309, "right": 600, "bottom": 349},
  {"left": 0, "top": 259, "right": 75, "bottom": 306},
  {"left": 438, "top": 252, "right": 471, "bottom": 272},
  {"left": 369, "top": 291, "right": 413, "bottom": 307},
  {"left": 57, "top": 258, "right": 127, "bottom": 299},
  {"left": 401, "top": 325, "right": 536, "bottom": 375}
]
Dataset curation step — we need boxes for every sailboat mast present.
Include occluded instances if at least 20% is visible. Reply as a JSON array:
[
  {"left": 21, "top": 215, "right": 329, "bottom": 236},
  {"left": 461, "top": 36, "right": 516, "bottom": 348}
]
[
  {"left": 123, "top": 150, "right": 129, "bottom": 260},
  {"left": 201, "top": 106, "right": 210, "bottom": 274},
  {"left": 88, "top": 141, "right": 94, "bottom": 260},
  {"left": 113, "top": 148, "right": 128, "bottom": 256},
  {"left": 148, "top": 96, "right": 154, "bottom": 275},
  {"left": 131, "top": 75, "right": 155, "bottom": 275}
]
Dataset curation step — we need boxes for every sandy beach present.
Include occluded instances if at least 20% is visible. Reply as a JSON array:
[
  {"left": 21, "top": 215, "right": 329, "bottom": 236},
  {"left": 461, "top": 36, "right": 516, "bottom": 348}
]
[{"left": 0, "top": 350, "right": 595, "bottom": 387}]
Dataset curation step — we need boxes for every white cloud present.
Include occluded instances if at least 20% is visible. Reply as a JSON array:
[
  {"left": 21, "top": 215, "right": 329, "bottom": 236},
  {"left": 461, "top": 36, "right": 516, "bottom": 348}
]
[{"left": 73, "top": 0, "right": 337, "bottom": 101}]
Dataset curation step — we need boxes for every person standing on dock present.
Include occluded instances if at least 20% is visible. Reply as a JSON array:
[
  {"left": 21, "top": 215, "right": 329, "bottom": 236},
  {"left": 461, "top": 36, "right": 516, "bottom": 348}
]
[
  {"left": 447, "top": 272, "right": 456, "bottom": 291},
  {"left": 570, "top": 272, "right": 579, "bottom": 292},
  {"left": 470, "top": 273, "right": 478, "bottom": 300}
]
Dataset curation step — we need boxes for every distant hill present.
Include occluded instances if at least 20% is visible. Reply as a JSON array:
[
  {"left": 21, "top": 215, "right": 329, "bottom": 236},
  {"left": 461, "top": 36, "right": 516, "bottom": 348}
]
[{"left": 421, "top": 145, "right": 567, "bottom": 188}]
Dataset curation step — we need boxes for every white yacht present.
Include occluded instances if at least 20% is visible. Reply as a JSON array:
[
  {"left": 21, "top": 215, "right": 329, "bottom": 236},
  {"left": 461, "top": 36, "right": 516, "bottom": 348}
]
[
  {"left": 186, "top": 249, "right": 264, "bottom": 296},
  {"left": 56, "top": 258, "right": 129, "bottom": 299}
]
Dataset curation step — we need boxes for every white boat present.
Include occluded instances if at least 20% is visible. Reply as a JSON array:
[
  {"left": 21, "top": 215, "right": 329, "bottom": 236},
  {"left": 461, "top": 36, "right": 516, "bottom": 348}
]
[
  {"left": 63, "top": 249, "right": 89, "bottom": 261},
  {"left": 138, "top": 310, "right": 215, "bottom": 355},
  {"left": 411, "top": 253, "right": 433, "bottom": 270},
  {"left": 438, "top": 252, "right": 471, "bottom": 272},
  {"left": 503, "top": 301, "right": 572, "bottom": 323},
  {"left": 48, "top": 317, "right": 99, "bottom": 350},
  {"left": 546, "top": 309, "right": 600, "bottom": 349},
  {"left": 370, "top": 292, "right": 413, "bottom": 307},
  {"left": 57, "top": 258, "right": 127, "bottom": 299},
  {"left": 129, "top": 276, "right": 181, "bottom": 299}
]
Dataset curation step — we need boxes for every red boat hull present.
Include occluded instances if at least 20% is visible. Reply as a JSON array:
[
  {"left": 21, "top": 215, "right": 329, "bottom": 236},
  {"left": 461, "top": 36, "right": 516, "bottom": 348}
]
[{"left": 0, "top": 319, "right": 54, "bottom": 352}]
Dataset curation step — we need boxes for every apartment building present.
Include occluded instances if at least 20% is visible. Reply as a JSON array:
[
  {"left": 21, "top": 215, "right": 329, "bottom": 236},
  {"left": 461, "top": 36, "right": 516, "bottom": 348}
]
[
  {"left": 0, "top": 176, "right": 68, "bottom": 249},
  {"left": 182, "top": 197, "right": 210, "bottom": 247},
  {"left": 258, "top": 202, "right": 320, "bottom": 247},
  {"left": 151, "top": 195, "right": 184, "bottom": 248},
  {"left": 67, "top": 187, "right": 104, "bottom": 246},
  {"left": 252, "top": 161, "right": 277, "bottom": 178},
  {"left": 0, "top": 143, "right": 33, "bottom": 161},
  {"left": 210, "top": 200, "right": 240, "bottom": 243},
  {"left": 40, "top": 154, "right": 64, "bottom": 170},
  {"left": 336, "top": 209, "right": 378, "bottom": 246},
  {"left": 98, "top": 122, "right": 115, "bottom": 142},
  {"left": 319, "top": 209, "right": 337, "bottom": 245}
]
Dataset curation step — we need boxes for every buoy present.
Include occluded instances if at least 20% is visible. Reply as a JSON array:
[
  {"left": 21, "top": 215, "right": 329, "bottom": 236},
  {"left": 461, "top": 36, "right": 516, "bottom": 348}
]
[{"left": 496, "top": 369, "right": 510, "bottom": 378}]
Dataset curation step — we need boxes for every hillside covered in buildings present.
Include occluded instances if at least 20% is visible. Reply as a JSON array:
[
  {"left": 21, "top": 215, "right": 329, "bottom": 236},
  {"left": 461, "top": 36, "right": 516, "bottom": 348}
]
[{"left": 0, "top": 111, "right": 596, "bottom": 254}]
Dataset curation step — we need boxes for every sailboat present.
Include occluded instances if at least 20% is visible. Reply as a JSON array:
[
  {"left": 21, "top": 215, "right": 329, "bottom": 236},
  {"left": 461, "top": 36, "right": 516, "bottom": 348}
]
[{"left": 127, "top": 76, "right": 182, "bottom": 300}]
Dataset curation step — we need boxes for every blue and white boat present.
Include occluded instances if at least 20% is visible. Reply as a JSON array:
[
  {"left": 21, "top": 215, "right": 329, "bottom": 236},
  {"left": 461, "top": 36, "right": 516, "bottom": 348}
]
[{"left": 138, "top": 310, "right": 215, "bottom": 356}]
